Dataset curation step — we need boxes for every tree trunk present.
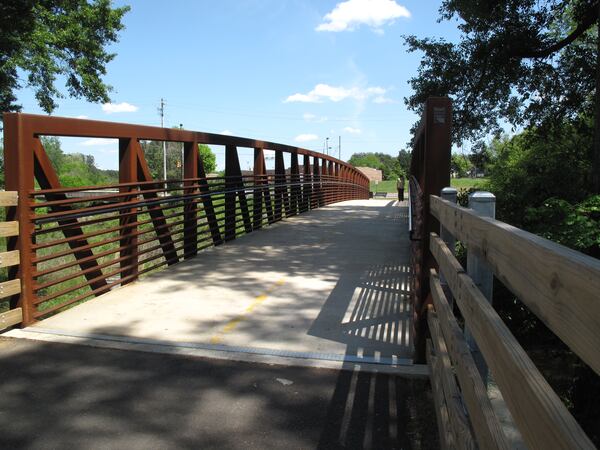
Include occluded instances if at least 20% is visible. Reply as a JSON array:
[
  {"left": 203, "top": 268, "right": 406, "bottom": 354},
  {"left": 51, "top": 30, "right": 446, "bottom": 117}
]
[{"left": 594, "top": 5, "right": 600, "bottom": 193}]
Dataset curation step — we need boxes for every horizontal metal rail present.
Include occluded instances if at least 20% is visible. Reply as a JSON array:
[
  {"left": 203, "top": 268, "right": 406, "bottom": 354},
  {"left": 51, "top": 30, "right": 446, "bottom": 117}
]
[{"left": 3, "top": 112, "right": 370, "bottom": 323}]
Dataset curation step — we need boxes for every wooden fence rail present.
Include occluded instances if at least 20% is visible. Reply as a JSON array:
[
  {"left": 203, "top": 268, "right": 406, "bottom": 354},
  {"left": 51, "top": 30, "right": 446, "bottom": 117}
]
[
  {"left": 0, "top": 190, "right": 22, "bottom": 331},
  {"left": 2, "top": 113, "right": 369, "bottom": 326},
  {"left": 426, "top": 194, "right": 599, "bottom": 449}
]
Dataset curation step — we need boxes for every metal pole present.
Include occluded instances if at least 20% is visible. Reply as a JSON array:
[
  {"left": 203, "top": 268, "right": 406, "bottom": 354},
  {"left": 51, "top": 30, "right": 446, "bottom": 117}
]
[
  {"left": 159, "top": 98, "right": 167, "bottom": 184},
  {"left": 465, "top": 191, "right": 496, "bottom": 382},
  {"left": 338, "top": 135, "right": 341, "bottom": 160},
  {"left": 180, "top": 123, "right": 184, "bottom": 184}
]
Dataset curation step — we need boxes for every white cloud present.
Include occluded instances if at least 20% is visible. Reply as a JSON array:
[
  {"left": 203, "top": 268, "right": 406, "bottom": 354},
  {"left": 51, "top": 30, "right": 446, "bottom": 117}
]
[
  {"left": 101, "top": 102, "right": 139, "bottom": 114},
  {"left": 220, "top": 129, "right": 234, "bottom": 135},
  {"left": 286, "top": 84, "right": 386, "bottom": 103},
  {"left": 294, "top": 133, "right": 319, "bottom": 143},
  {"left": 76, "top": 115, "right": 89, "bottom": 119},
  {"left": 303, "top": 112, "right": 328, "bottom": 123},
  {"left": 343, "top": 126, "right": 362, "bottom": 134},
  {"left": 316, "top": 0, "right": 410, "bottom": 32},
  {"left": 373, "top": 95, "right": 395, "bottom": 104},
  {"left": 81, "top": 138, "right": 116, "bottom": 146}
]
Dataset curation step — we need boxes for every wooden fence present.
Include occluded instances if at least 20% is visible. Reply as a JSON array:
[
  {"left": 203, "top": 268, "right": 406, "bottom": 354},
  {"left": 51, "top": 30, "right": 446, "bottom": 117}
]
[
  {"left": 0, "top": 191, "right": 22, "bottom": 331},
  {"left": 425, "top": 194, "right": 600, "bottom": 449},
  {"left": 2, "top": 113, "right": 369, "bottom": 326}
]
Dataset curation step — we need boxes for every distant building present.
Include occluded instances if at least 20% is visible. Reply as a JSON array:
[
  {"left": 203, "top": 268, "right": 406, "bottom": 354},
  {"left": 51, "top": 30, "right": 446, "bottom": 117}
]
[{"left": 356, "top": 167, "right": 382, "bottom": 182}]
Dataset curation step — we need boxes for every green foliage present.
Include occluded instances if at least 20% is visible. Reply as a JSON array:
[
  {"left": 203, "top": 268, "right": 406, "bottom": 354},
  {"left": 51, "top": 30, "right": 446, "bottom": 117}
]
[
  {"left": 486, "top": 118, "right": 593, "bottom": 226},
  {"left": 0, "top": 0, "right": 129, "bottom": 113},
  {"left": 140, "top": 141, "right": 217, "bottom": 180},
  {"left": 0, "top": 136, "right": 117, "bottom": 188},
  {"left": 468, "top": 144, "right": 494, "bottom": 176},
  {"left": 141, "top": 140, "right": 182, "bottom": 180},
  {"left": 403, "top": 0, "right": 598, "bottom": 145},
  {"left": 41, "top": 136, "right": 117, "bottom": 187},
  {"left": 397, "top": 149, "right": 411, "bottom": 175},
  {"left": 451, "top": 153, "right": 473, "bottom": 178},
  {"left": 348, "top": 152, "right": 402, "bottom": 180},
  {"left": 525, "top": 196, "right": 600, "bottom": 257},
  {"left": 198, "top": 144, "right": 216, "bottom": 173}
]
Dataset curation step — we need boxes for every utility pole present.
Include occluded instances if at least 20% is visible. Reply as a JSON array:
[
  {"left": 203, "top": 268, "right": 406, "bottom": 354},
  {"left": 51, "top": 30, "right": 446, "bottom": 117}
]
[
  {"left": 158, "top": 98, "right": 167, "bottom": 183},
  {"left": 180, "top": 123, "right": 184, "bottom": 183},
  {"left": 326, "top": 137, "right": 329, "bottom": 156}
]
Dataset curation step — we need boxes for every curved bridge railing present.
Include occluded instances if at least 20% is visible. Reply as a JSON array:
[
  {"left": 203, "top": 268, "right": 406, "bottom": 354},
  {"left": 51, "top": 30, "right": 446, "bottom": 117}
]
[{"left": 2, "top": 113, "right": 369, "bottom": 324}]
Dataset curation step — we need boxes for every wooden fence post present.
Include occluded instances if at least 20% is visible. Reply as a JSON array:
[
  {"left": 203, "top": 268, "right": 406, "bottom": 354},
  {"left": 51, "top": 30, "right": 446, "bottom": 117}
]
[
  {"left": 466, "top": 191, "right": 496, "bottom": 381},
  {"left": 440, "top": 187, "right": 457, "bottom": 307}
]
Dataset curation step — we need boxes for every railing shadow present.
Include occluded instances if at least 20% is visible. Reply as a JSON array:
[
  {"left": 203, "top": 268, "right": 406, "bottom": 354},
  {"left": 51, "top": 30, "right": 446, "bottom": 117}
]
[{"left": 317, "top": 363, "right": 437, "bottom": 449}]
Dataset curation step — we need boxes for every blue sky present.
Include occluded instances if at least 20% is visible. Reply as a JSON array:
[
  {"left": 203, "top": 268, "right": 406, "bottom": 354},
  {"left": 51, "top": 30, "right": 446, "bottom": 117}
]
[{"left": 14, "top": 0, "right": 461, "bottom": 170}]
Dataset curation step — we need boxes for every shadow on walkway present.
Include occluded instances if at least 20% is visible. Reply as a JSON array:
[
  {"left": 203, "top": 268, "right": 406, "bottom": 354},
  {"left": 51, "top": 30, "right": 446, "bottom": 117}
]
[{"left": 0, "top": 338, "right": 437, "bottom": 449}]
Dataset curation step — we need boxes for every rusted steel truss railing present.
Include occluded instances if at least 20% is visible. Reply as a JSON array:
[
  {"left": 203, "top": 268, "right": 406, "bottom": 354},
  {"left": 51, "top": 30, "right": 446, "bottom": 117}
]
[
  {"left": 408, "top": 97, "right": 452, "bottom": 363},
  {"left": 3, "top": 113, "right": 369, "bottom": 325}
]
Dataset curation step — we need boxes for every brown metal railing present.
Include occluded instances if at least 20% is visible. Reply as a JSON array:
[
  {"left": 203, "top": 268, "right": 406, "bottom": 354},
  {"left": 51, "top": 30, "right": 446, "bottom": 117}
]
[
  {"left": 407, "top": 97, "right": 452, "bottom": 363},
  {"left": 2, "top": 113, "right": 369, "bottom": 325}
]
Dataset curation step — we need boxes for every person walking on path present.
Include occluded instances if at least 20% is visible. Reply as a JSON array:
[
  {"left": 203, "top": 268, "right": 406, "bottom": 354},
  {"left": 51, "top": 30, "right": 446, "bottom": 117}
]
[{"left": 397, "top": 175, "right": 405, "bottom": 201}]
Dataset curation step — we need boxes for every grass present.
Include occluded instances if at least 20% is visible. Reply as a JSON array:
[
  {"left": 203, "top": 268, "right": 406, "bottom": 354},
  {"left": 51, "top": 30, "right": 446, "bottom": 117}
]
[
  {"left": 369, "top": 178, "right": 488, "bottom": 193},
  {"left": 451, "top": 177, "right": 488, "bottom": 189},
  {"left": 370, "top": 180, "right": 399, "bottom": 193}
]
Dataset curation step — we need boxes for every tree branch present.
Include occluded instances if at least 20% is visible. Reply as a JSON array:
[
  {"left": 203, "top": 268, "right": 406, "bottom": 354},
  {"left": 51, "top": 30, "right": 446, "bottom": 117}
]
[{"left": 511, "top": 2, "right": 598, "bottom": 59}]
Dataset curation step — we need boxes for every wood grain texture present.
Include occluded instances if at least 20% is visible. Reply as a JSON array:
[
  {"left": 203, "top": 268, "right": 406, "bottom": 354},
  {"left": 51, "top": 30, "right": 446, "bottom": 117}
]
[
  {"left": 0, "top": 191, "right": 18, "bottom": 207},
  {"left": 0, "top": 250, "right": 20, "bottom": 268},
  {"left": 0, "top": 307, "right": 22, "bottom": 331},
  {"left": 427, "top": 340, "right": 455, "bottom": 450},
  {"left": 0, "top": 279, "right": 21, "bottom": 299},
  {"left": 427, "top": 308, "right": 477, "bottom": 450},
  {"left": 0, "top": 221, "right": 19, "bottom": 237},
  {"left": 430, "top": 195, "right": 600, "bottom": 376},
  {"left": 430, "top": 269, "right": 510, "bottom": 450},
  {"left": 430, "top": 233, "right": 595, "bottom": 449}
]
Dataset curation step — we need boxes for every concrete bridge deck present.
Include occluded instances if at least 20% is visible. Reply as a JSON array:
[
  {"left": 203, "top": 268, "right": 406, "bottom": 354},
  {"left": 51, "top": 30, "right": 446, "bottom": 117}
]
[{"left": 10, "top": 200, "right": 417, "bottom": 371}]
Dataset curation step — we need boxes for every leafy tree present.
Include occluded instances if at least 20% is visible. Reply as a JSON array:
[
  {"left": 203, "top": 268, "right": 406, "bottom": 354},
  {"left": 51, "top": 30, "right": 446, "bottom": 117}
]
[
  {"left": 1, "top": 0, "right": 129, "bottom": 113},
  {"left": 140, "top": 141, "right": 217, "bottom": 180},
  {"left": 486, "top": 117, "right": 593, "bottom": 226},
  {"left": 397, "top": 149, "right": 411, "bottom": 176},
  {"left": 348, "top": 152, "right": 402, "bottom": 180},
  {"left": 451, "top": 153, "right": 473, "bottom": 178},
  {"left": 198, "top": 144, "right": 216, "bottom": 174},
  {"left": 404, "top": 0, "right": 600, "bottom": 191},
  {"left": 468, "top": 143, "right": 494, "bottom": 176}
]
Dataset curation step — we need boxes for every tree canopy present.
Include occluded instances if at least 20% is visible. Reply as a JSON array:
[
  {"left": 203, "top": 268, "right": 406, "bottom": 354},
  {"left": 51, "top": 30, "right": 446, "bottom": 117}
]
[
  {"left": 403, "top": 0, "right": 599, "bottom": 190},
  {"left": 348, "top": 152, "right": 404, "bottom": 180},
  {"left": 141, "top": 140, "right": 217, "bottom": 180},
  {"left": 0, "top": 0, "right": 129, "bottom": 113}
]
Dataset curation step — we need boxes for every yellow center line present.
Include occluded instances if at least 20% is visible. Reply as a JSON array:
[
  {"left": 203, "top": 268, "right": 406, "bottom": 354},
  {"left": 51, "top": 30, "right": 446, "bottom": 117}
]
[{"left": 209, "top": 278, "right": 286, "bottom": 344}]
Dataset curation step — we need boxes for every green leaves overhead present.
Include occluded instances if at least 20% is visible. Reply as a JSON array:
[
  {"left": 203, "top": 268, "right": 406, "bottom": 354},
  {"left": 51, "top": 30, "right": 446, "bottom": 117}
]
[
  {"left": 0, "top": 0, "right": 129, "bottom": 113},
  {"left": 404, "top": 0, "right": 598, "bottom": 145}
]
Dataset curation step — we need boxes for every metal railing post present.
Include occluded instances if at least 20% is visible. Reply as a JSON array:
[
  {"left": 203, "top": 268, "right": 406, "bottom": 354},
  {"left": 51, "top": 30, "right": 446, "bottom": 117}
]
[
  {"left": 465, "top": 191, "right": 496, "bottom": 381},
  {"left": 3, "top": 113, "right": 35, "bottom": 324}
]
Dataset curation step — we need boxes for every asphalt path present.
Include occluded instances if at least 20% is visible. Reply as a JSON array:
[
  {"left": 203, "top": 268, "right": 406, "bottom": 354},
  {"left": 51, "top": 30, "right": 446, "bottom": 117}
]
[{"left": 0, "top": 338, "right": 437, "bottom": 449}]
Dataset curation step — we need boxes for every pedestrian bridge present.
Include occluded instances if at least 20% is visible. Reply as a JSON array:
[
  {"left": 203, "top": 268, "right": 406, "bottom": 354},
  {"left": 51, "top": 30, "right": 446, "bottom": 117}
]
[
  {"left": 1, "top": 99, "right": 599, "bottom": 448},
  {"left": 17, "top": 199, "right": 416, "bottom": 370}
]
